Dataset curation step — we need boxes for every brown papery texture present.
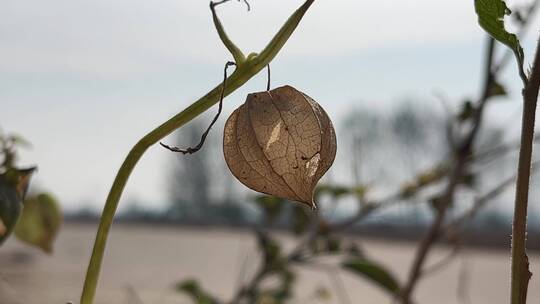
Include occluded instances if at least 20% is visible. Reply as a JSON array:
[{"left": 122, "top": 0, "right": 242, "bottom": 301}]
[{"left": 223, "top": 85, "right": 336, "bottom": 208}]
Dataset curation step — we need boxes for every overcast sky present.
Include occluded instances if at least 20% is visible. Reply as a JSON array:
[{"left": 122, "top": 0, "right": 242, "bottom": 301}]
[{"left": 1, "top": 0, "right": 538, "bottom": 212}]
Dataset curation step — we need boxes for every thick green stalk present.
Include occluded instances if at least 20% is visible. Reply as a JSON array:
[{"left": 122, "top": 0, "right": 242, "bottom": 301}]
[
  {"left": 510, "top": 37, "right": 540, "bottom": 304},
  {"left": 80, "top": 1, "right": 315, "bottom": 303}
]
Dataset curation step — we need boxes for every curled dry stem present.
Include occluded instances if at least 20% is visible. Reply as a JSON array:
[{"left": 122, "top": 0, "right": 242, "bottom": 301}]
[
  {"left": 212, "top": 0, "right": 251, "bottom": 11},
  {"left": 266, "top": 64, "right": 271, "bottom": 91},
  {"left": 160, "top": 61, "right": 236, "bottom": 155}
]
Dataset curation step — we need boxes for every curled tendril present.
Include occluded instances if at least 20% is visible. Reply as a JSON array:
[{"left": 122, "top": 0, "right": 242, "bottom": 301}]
[{"left": 212, "top": 0, "right": 251, "bottom": 11}]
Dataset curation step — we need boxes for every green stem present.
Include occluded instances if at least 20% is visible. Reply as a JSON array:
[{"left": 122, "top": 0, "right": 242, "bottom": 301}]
[
  {"left": 510, "top": 37, "right": 540, "bottom": 304},
  {"left": 210, "top": 2, "right": 245, "bottom": 64},
  {"left": 80, "top": 1, "right": 315, "bottom": 303}
]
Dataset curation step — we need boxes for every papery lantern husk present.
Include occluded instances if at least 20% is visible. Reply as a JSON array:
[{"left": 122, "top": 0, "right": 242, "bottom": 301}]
[{"left": 223, "top": 85, "right": 336, "bottom": 208}]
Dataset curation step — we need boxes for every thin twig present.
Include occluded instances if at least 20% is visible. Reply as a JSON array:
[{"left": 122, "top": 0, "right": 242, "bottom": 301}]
[
  {"left": 241, "top": 0, "right": 251, "bottom": 11},
  {"left": 399, "top": 36, "right": 497, "bottom": 304},
  {"left": 470, "top": 135, "right": 540, "bottom": 165},
  {"left": 392, "top": 160, "right": 536, "bottom": 303},
  {"left": 160, "top": 61, "right": 236, "bottom": 154},
  {"left": 425, "top": 159, "right": 538, "bottom": 276},
  {"left": 446, "top": 160, "right": 539, "bottom": 232},
  {"left": 328, "top": 163, "right": 447, "bottom": 232},
  {"left": 329, "top": 198, "right": 393, "bottom": 231}
]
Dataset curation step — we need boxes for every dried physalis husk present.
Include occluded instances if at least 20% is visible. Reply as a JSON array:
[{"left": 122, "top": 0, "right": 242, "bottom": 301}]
[{"left": 223, "top": 85, "right": 336, "bottom": 208}]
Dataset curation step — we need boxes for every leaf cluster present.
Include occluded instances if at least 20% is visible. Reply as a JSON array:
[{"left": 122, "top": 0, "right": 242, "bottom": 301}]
[{"left": 0, "top": 131, "right": 62, "bottom": 253}]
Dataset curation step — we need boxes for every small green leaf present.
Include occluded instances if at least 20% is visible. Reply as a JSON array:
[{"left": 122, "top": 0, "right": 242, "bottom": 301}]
[
  {"left": 14, "top": 193, "right": 62, "bottom": 253},
  {"left": 475, "top": 0, "right": 524, "bottom": 62},
  {"left": 458, "top": 100, "right": 476, "bottom": 121},
  {"left": 0, "top": 176, "right": 22, "bottom": 245},
  {"left": 176, "top": 279, "right": 219, "bottom": 304},
  {"left": 0, "top": 168, "right": 35, "bottom": 246},
  {"left": 353, "top": 185, "right": 368, "bottom": 199},
  {"left": 488, "top": 80, "right": 508, "bottom": 98},
  {"left": 343, "top": 258, "right": 400, "bottom": 295}
]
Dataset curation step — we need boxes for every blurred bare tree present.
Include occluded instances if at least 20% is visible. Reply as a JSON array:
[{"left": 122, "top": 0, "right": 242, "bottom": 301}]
[
  {"left": 168, "top": 120, "right": 213, "bottom": 220},
  {"left": 167, "top": 118, "right": 250, "bottom": 224}
]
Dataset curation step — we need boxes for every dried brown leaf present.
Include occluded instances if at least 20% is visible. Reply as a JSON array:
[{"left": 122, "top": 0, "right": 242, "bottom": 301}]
[{"left": 224, "top": 85, "right": 336, "bottom": 207}]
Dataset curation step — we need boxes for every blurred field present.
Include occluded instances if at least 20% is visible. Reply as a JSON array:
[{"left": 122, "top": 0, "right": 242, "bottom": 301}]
[{"left": 0, "top": 223, "right": 539, "bottom": 304}]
